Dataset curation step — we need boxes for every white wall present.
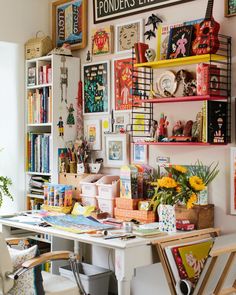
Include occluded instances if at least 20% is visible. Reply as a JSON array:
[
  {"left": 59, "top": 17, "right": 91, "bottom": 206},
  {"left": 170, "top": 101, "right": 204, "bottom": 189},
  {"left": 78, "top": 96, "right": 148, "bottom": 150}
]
[{"left": 0, "top": 0, "right": 50, "bottom": 213}]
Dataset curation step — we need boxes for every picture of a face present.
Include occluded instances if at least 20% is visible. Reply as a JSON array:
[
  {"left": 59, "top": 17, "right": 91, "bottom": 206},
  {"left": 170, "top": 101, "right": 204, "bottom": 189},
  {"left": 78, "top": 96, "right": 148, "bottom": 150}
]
[{"left": 118, "top": 23, "right": 139, "bottom": 51}]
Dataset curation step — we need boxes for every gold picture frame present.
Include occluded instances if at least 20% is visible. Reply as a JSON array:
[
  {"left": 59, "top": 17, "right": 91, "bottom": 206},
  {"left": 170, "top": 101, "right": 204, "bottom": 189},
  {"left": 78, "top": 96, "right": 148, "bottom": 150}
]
[
  {"left": 52, "top": 0, "right": 87, "bottom": 50},
  {"left": 225, "top": 0, "right": 236, "bottom": 17}
]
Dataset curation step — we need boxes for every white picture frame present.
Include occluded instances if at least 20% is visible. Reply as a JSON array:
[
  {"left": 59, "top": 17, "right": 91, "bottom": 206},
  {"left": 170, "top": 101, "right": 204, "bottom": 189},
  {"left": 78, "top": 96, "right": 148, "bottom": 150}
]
[
  {"left": 84, "top": 119, "right": 101, "bottom": 150},
  {"left": 115, "top": 19, "right": 143, "bottom": 54},
  {"left": 230, "top": 147, "right": 236, "bottom": 214},
  {"left": 131, "top": 143, "right": 148, "bottom": 164},
  {"left": 104, "top": 133, "right": 129, "bottom": 167},
  {"left": 82, "top": 61, "right": 110, "bottom": 116}
]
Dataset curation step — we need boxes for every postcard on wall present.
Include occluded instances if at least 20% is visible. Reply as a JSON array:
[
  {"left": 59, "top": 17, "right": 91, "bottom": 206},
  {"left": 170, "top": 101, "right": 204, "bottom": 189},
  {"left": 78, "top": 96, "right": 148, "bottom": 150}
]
[
  {"left": 84, "top": 119, "right": 101, "bottom": 150},
  {"left": 83, "top": 61, "right": 110, "bottom": 115},
  {"left": 113, "top": 57, "right": 133, "bottom": 111},
  {"left": 91, "top": 25, "right": 114, "bottom": 55}
]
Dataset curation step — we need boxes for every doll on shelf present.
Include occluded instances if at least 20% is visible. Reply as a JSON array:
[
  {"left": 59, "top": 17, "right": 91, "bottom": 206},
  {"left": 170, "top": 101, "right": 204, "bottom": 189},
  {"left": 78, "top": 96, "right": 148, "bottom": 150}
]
[
  {"left": 158, "top": 113, "right": 169, "bottom": 141},
  {"left": 150, "top": 120, "right": 158, "bottom": 140}
]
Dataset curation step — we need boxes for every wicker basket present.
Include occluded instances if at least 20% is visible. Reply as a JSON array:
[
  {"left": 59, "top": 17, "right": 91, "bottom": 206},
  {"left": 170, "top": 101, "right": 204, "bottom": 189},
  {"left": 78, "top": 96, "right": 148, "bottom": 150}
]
[{"left": 25, "top": 31, "right": 53, "bottom": 60}]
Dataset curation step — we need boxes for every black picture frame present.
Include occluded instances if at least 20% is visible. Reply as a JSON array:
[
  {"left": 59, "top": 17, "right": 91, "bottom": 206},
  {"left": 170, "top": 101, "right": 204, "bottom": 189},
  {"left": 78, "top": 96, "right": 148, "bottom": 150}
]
[{"left": 93, "top": 0, "right": 195, "bottom": 24}]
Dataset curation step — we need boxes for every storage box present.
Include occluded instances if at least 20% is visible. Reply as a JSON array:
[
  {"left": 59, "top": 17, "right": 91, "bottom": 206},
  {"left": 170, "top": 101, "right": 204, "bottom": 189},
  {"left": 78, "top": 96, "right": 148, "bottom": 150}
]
[
  {"left": 25, "top": 31, "right": 53, "bottom": 60},
  {"left": 80, "top": 174, "right": 103, "bottom": 197},
  {"left": 115, "top": 198, "right": 142, "bottom": 210},
  {"left": 59, "top": 263, "right": 111, "bottom": 295},
  {"left": 96, "top": 175, "right": 120, "bottom": 198},
  {"left": 81, "top": 194, "right": 98, "bottom": 208},
  {"left": 114, "top": 208, "right": 157, "bottom": 223},
  {"left": 175, "top": 204, "right": 214, "bottom": 229},
  {"left": 97, "top": 196, "right": 115, "bottom": 217}
]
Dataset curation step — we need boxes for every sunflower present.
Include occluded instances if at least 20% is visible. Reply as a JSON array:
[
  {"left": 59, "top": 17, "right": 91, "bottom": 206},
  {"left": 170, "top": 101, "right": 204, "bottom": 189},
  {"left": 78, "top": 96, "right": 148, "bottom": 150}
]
[
  {"left": 187, "top": 193, "right": 197, "bottom": 209},
  {"left": 158, "top": 177, "right": 177, "bottom": 189},
  {"left": 189, "top": 176, "right": 206, "bottom": 191},
  {"left": 173, "top": 165, "right": 187, "bottom": 174}
]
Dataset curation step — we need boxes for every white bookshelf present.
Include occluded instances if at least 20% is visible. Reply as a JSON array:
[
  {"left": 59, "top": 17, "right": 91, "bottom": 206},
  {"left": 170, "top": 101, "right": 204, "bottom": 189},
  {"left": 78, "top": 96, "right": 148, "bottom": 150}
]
[{"left": 25, "top": 54, "right": 80, "bottom": 209}]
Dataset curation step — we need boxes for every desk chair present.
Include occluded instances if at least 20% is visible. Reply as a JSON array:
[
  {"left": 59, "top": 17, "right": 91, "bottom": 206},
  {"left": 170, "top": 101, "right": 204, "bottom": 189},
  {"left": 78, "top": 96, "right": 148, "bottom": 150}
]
[{"left": 0, "top": 234, "right": 80, "bottom": 295}]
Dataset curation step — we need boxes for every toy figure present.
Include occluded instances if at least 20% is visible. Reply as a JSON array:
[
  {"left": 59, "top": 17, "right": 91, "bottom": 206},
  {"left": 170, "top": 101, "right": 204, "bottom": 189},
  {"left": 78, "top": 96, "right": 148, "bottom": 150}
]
[
  {"left": 183, "top": 120, "right": 194, "bottom": 137},
  {"left": 67, "top": 103, "right": 75, "bottom": 126},
  {"left": 158, "top": 113, "right": 169, "bottom": 141},
  {"left": 172, "top": 120, "right": 184, "bottom": 136},
  {"left": 57, "top": 116, "right": 64, "bottom": 137},
  {"left": 150, "top": 120, "right": 158, "bottom": 139}
]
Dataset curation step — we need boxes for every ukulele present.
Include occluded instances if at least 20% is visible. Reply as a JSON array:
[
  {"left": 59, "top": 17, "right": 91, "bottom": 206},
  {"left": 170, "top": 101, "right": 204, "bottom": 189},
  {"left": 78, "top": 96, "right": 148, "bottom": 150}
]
[{"left": 192, "top": 0, "right": 220, "bottom": 55}]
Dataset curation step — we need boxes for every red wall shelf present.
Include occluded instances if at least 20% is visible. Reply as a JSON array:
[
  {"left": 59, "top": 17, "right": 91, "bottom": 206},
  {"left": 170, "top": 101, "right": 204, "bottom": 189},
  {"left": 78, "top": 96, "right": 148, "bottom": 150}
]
[
  {"left": 133, "top": 142, "right": 227, "bottom": 146},
  {"left": 133, "top": 95, "right": 227, "bottom": 104}
]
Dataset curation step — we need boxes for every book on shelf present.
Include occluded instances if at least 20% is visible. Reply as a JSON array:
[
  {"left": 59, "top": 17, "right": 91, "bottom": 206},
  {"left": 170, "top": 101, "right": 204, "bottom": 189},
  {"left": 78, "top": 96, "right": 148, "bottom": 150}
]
[
  {"left": 39, "top": 64, "right": 52, "bottom": 85},
  {"left": 29, "top": 175, "right": 50, "bottom": 196},
  {"left": 27, "top": 133, "right": 51, "bottom": 173},
  {"left": 27, "top": 87, "right": 52, "bottom": 124},
  {"left": 27, "top": 67, "right": 36, "bottom": 86}
]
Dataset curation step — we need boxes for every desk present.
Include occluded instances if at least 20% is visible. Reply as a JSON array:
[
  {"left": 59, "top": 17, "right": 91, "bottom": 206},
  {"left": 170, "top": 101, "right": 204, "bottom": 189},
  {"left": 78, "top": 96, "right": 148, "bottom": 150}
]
[{"left": 0, "top": 217, "right": 219, "bottom": 295}]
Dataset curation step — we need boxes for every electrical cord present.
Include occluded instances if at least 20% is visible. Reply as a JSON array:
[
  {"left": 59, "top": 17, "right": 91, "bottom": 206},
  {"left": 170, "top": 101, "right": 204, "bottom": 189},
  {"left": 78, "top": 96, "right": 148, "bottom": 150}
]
[{"left": 69, "top": 253, "right": 88, "bottom": 295}]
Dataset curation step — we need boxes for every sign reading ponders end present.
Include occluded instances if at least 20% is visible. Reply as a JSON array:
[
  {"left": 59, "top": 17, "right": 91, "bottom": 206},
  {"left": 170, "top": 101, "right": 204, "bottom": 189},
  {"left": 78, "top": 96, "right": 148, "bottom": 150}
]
[{"left": 93, "top": 0, "right": 195, "bottom": 23}]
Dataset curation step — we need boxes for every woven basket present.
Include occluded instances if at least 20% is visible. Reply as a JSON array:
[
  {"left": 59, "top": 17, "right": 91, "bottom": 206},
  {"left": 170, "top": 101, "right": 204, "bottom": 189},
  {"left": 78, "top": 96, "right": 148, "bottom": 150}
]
[{"left": 25, "top": 31, "right": 53, "bottom": 60}]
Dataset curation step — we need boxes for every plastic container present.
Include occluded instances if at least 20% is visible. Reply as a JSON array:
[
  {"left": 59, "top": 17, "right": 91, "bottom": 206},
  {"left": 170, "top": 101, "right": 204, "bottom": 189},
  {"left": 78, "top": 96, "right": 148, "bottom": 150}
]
[
  {"left": 96, "top": 196, "right": 115, "bottom": 217},
  {"left": 80, "top": 174, "right": 103, "bottom": 197},
  {"left": 81, "top": 194, "right": 98, "bottom": 208},
  {"left": 96, "top": 175, "right": 120, "bottom": 199},
  {"left": 59, "top": 263, "right": 111, "bottom": 295}
]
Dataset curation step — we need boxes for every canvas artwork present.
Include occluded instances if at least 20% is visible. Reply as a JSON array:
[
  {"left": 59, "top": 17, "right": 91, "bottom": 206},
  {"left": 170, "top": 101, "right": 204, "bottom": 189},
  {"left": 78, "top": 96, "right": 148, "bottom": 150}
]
[
  {"left": 92, "top": 25, "right": 113, "bottom": 55},
  {"left": 83, "top": 61, "right": 110, "bottom": 114},
  {"left": 115, "top": 20, "right": 143, "bottom": 54},
  {"left": 113, "top": 57, "right": 133, "bottom": 111},
  {"left": 167, "top": 25, "right": 194, "bottom": 59},
  {"left": 52, "top": 0, "right": 87, "bottom": 50},
  {"left": 84, "top": 119, "right": 101, "bottom": 150},
  {"left": 105, "top": 134, "right": 129, "bottom": 167}
]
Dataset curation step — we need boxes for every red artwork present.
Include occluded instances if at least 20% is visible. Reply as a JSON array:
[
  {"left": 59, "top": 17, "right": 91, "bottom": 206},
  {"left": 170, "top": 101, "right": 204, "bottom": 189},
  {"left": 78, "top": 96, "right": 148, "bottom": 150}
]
[{"left": 114, "top": 57, "right": 133, "bottom": 111}]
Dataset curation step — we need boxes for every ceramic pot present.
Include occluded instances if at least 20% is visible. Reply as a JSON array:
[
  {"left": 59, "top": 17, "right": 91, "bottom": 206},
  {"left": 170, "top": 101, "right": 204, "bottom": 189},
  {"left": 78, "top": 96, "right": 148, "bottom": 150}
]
[{"left": 158, "top": 204, "right": 176, "bottom": 233}]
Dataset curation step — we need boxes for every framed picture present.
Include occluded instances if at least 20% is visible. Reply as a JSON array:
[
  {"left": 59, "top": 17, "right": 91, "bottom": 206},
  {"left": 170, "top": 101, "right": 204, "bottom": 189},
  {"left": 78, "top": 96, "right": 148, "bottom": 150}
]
[
  {"left": 104, "top": 133, "right": 129, "bottom": 167},
  {"left": 83, "top": 61, "right": 110, "bottom": 115},
  {"left": 112, "top": 57, "right": 133, "bottom": 111},
  {"left": 131, "top": 143, "right": 148, "bottom": 164},
  {"left": 52, "top": 0, "right": 87, "bottom": 50},
  {"left": 84, "top": 119, "right": 101, "bottom": 150},
  {"left": 167, "top": 25, "right": 194, "bottom": 59},
  {"left": 93, "top": 0, "right": 195, "bottom": 24},
  {"left": 114, "top": 113, "right": 130, "bottom": 133},
  {"left": 91, "top": 25, "right": 114, "bottom": 55},
  {"left": 230, "top": 147, "right": 236, "bottom": 214},
  {"left": 225, "top": 0, "right": 236, "bottom": 17},
  {"left": 115, "top": 20, "right": 143, "bottom": 54}
]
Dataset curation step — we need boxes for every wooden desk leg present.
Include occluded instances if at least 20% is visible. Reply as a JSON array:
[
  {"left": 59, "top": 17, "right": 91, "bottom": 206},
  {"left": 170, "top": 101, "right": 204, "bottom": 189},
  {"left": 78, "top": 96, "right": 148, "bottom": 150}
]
[{"left": 115, "top": 245, "right": 153, "bottom": 295}]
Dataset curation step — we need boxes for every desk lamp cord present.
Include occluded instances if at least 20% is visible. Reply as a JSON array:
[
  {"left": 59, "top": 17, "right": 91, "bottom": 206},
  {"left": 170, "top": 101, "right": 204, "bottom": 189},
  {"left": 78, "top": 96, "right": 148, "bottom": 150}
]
[{"left": 69, "top": 253, "right": 88, "bottom": 295}]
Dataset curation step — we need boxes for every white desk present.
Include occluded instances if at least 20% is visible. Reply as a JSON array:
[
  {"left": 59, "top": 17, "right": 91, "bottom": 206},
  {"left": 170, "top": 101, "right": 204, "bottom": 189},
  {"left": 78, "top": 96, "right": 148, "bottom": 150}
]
[{"left": 0, "top": 217, "right": 219, "bottom": 295}]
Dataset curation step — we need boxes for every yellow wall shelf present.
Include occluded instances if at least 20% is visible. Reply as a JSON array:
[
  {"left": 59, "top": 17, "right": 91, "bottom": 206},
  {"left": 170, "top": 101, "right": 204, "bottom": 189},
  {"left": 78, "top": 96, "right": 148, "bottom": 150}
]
[{"left": 134, "top": 54, "right": 226, "bottom": 69}]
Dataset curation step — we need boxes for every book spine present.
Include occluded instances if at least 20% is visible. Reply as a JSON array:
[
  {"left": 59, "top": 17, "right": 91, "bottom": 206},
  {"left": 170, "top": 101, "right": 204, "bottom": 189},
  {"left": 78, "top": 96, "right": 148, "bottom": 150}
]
[{"left": 202, "top": 101, "right": 207, "bottom": 143}]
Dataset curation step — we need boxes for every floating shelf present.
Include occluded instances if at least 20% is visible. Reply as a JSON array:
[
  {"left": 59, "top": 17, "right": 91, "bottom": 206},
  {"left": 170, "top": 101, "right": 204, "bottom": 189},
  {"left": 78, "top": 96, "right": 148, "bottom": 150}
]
[
  {"left": 133, "top": 142, "right": 227, "bottom": 146},
  {"left": 134, "top": 54, "right": 227, "bottom": 69},
  {"left": 26, "top": 172, "right": 52, "bottom": 176},
  {"left": 133, "top": 95, "right": 228, "bottom": 104},
  {"left": 27, "top": 83, "right": 52, "bottom": 89}
]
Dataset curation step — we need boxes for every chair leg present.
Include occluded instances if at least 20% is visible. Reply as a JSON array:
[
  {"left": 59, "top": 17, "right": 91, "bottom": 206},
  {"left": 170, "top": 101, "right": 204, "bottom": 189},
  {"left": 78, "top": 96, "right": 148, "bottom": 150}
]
[{"left": 213, "top": 252, "right": 236, "bottom": 295}]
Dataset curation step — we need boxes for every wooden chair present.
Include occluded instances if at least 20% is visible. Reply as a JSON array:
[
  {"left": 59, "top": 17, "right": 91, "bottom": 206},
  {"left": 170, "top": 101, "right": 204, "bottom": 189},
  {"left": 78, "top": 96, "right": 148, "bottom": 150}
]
[{"left": 0, "top": 233, "right": 80, "bottom": 295}]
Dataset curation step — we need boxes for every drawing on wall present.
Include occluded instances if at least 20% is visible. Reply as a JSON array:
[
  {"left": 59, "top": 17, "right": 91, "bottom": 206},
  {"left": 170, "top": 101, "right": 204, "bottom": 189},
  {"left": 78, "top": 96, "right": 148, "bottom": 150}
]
[
  {"left": 92, "top": 25, "right": 114, "bottom": 55},
  {"left": 113, "top": 57, "right": 133, "bottom": 111},
  {"left": 52, "top": 0, "right": 87, "bottom": 50},
  {"left": 84, "top": 119, "right": 101, "bottom": 150},
  {"left": 105, "top": 134, "right": 129, "bottom": 167},
  {"left": 60, "top": 56, "right": 68, "bottom": 103},
  {"left": 132, "top": 144, "right": 148, "bottom": 164},
  {"left": 115, "top": 20, "right": 143, "bottom": 54},
  {"left": 83, "top": 61, "right": 110, "bottom": 115}
]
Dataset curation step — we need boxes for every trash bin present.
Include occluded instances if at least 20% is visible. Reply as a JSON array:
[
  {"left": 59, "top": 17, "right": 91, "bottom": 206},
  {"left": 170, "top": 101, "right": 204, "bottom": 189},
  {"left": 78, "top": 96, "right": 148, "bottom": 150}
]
[{"left": 59, "top": 263, "right": 111, "bottom": 295}]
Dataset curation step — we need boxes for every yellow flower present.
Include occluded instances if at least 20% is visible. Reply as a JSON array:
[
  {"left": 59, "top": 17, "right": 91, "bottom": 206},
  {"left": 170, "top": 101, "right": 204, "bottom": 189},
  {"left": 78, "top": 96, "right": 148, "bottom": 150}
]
[
  {"left": 187, "top": 193, "right": 197, "bottom": 209},
  {"left": 158, "top": 177, "right": 177, "bottom": 189},
  {"left": 189, "top": 176, "right": 206, "bottom": 191},
  {"left": 173, "top": 165, "right": 187, "bottom": 174},
  {"left": 176, "top": 186, "right": 182, "bottom": 193}
]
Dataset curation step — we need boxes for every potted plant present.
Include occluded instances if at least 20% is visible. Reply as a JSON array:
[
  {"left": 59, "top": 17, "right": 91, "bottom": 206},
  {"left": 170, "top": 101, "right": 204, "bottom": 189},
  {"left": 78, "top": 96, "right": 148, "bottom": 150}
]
[{"left": 0, "top": 176, "right": 13, "bottom": 208}]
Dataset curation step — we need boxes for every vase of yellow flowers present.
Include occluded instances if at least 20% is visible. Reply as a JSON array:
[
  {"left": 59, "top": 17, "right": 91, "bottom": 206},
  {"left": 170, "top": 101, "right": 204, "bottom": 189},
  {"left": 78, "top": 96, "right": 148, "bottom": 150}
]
[{"left": 150, "top": 165, "right": 207, "bottom": 232}]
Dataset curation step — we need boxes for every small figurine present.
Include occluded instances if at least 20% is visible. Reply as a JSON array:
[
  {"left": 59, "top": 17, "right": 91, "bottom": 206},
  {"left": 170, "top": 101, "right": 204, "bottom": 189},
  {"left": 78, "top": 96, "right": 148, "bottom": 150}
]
[
  {"left": 183, "top": 120, "right": 194, "bottom": 137},
  {"left": 145, "top": 49, "right": 156, "bottom": 62},
  {"left": 150, "top": 120, "right": 158, "bottom": 140},
  {"left": 67, "top": 103, "right": 75, "bottom": 126},
  {"left": 86, "top": 50, "right": 92, "bottom": 62},
  {"left": 192, "top": 112, "right": 202, "bottom": 141},
  {"left": 145, "top": 14, "right": 163, "bottom": 31},
  {"left": 172, "top": 120, "right": 184, "bottom": 136},
  {"left": 158, "top": 113, "right": 169, "bottom": 141},
  {"left": 57, "top": 116, "right": 64, "bottom": 137}
]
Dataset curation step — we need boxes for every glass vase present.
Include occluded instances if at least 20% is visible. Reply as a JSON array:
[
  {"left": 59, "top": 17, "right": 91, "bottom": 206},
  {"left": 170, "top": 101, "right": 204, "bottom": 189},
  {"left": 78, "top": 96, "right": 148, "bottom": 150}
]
[{"left": 158, "top": 204, "right": 176, "bottom": 233}]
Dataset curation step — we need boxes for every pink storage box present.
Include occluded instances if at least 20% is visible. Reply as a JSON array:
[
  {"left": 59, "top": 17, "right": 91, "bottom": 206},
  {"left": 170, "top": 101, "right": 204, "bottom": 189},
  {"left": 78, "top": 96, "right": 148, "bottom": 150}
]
[
  {"left": 96, "top": 175, "right": 120, "bottom": 199},
  {"left": 96, "top": 196, "right": 115, "bottom": 217},
  {"left": 80, "top": 174, "right": 103, "bottom": 197}
]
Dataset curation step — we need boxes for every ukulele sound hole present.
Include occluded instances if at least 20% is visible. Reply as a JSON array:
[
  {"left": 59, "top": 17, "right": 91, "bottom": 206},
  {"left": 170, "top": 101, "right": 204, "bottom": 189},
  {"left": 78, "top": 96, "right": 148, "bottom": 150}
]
[{"left": 203, "top": 27, "right": 210, "bottom": 35}]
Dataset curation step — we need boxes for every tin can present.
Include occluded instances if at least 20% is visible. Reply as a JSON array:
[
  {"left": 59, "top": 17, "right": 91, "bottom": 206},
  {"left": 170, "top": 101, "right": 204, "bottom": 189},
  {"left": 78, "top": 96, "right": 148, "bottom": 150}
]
[{"left": 123, "top": 222, "right": 133, "bottom": 233}]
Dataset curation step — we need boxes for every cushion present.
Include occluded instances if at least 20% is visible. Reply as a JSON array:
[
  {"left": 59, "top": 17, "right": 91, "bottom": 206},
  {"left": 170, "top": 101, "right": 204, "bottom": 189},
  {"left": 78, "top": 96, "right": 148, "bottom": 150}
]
[{"left": 7, "top": 245, "right": 44, "bottom": 295}]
